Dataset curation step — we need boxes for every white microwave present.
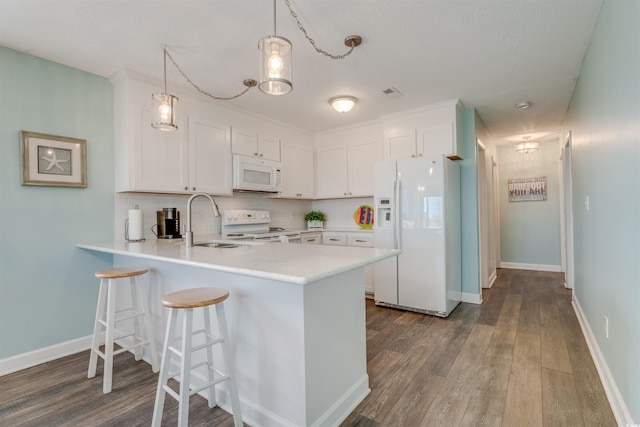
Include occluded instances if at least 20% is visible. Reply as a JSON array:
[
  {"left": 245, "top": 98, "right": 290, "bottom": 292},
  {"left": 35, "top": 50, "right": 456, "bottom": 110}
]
[{"left": 233, "top": 154, "right": 282, "bottom": 193}]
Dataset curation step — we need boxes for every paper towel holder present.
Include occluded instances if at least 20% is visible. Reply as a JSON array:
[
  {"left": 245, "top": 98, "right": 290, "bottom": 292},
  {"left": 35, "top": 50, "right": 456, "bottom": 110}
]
[{"left": 125, "top": 205, "right": 146, "bottom": 242}]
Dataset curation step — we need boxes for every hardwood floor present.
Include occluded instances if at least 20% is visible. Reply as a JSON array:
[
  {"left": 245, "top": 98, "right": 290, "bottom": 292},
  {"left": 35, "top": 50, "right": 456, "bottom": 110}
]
[
  {"left": 344, "top": 269, "right": 616, "bottom": 427},
  {"left": 0, "top": 269, "right": 616, "bottom": 426}
]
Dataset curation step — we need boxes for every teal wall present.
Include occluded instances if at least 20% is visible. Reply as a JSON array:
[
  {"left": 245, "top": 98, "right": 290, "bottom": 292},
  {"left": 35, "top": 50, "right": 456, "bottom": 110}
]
[
  {"left": 460, "top": 108, "right": 480, "bottom": 297},
  {"left": 565, "top": 0, "right": 639, "bottom": 421},
  {"left": 496, "top": 140, "right": 561, "bottom": 266},
  {"left": 0, "top": 48, "right": 114, "bottom": 359}
]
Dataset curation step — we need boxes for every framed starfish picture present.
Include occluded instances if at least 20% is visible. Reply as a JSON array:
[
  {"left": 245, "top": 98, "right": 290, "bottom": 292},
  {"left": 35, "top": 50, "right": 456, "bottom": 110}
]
[{"left": 21, "top": 131, "right": 87, "bottom": 187}]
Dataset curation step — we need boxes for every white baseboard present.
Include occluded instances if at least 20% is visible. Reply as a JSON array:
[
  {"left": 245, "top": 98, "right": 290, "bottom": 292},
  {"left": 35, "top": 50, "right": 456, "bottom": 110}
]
[
  {"left": 461, "top": 292, "right": 482, "bottom": 304},
  {"left": 572, "top": 296, "right": 634, "bottom": 425},
  {"left": 0, "top": 335, "right": 92, "bottom": 377},
  {"left": 482, "top": 270, "right": 497, "bottom": 289},
  {"left": 499, "top": 262, "right": 562, "bottom": 272}
]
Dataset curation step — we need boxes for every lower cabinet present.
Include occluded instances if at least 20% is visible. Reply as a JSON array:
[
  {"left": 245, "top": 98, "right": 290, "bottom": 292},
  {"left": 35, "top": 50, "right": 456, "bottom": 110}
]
[
  {"left": 321, "top": 232, "right": 375, "bottom": 295},
  {"left": 300, "top": 232, "right": 322, "bottom": 244}
]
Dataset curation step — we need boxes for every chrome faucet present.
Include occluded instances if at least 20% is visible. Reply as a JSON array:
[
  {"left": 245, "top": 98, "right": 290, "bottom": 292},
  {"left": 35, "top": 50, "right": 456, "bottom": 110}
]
[{"left": 185, "top": 192, "right": 220, "bottom": 247}]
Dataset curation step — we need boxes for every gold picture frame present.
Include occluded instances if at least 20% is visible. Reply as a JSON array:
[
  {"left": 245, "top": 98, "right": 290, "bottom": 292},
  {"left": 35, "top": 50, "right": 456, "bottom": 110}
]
[{"left": 21, "top": 131, "right": 87, "bottom": 188}]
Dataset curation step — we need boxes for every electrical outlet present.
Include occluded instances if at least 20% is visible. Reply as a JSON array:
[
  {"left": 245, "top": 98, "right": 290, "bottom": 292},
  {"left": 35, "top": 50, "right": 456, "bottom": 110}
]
[
  {"left": 604, "top": 315, "right": 609, "bottom": 339},
  {"left": 585, "top": 196, "right": 590, "bottom": 211}
]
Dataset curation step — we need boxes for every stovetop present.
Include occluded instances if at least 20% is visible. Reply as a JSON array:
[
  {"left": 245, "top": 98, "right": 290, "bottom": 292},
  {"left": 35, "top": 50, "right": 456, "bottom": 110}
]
[{"left": 221, "top": 209, "right": 298, "bottom": 239}]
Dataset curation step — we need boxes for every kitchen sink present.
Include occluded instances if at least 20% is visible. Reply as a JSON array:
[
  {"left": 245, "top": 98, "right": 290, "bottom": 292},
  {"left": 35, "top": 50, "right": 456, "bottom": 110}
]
[{"left": 191, "top": 240, "right": 264, "bottom": 249}]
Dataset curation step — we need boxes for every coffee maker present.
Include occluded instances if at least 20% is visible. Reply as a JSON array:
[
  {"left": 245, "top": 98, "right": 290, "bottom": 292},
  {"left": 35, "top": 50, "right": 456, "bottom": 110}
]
[{"left": 153, "top": 208, "right": 181, "bottom": 239}]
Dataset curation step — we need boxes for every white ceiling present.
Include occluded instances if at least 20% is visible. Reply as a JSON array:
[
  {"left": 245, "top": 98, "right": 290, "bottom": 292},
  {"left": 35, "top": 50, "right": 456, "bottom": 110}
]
[{"left": 0, "top": 0, "right": 602, "bottom": 143}]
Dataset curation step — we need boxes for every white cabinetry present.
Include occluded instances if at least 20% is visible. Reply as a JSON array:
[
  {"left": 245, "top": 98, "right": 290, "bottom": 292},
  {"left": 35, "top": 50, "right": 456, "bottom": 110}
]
[
  {"left": 188, "top": 118, "right": 232, "bottom": 194},
  {"left": 322, "top": 232, "right": 347, "bottom": 246},
  {"left": 279, "top": 141, "right": 314, "bottom": 198},
  {"left": 127, "top": 108, "right": 231, "bottom": 194},
  {"left": 232, "top": 127, "right": 280, "bottom": 161},
  {"left": 382, "top": 100, "right": 463, "bottom": 161},
  {"left": 321, "top": 231, "right": 375, "bottom": 293},
  {"left": 315, "top": 123, "right": 383, "bottom": 199},
  {"left": 301, "top": 232, "right": 322, "bottom": 244}
]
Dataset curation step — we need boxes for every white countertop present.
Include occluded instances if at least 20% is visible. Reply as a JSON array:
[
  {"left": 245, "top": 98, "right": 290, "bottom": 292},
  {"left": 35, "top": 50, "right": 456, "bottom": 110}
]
[{"left": 78, "top": 237, "right": 398, "bottom": 285}]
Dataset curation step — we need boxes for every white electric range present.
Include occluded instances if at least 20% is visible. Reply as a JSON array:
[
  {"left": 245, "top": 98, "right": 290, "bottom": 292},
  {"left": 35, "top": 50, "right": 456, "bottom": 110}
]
[{"left": 221, "top": 209, "right": 301, "bottom": 243}]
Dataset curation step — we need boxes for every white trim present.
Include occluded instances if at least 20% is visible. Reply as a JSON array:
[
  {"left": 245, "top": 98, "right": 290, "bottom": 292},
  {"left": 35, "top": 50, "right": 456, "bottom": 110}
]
[
  {"left": 499, "top": 262, "right": 562, "bottom": 272},
  {"left": 486, "top": 270, "right": 497, "bottom": 289},
  {"left": 461, "top": 292, "right": 482, "bottom": 304},
  {"left": 0, "top": 335, "right": 92, "bottom": 377},
  {"left": 572, "top": 296, "right": 634, "bottom": 426}
]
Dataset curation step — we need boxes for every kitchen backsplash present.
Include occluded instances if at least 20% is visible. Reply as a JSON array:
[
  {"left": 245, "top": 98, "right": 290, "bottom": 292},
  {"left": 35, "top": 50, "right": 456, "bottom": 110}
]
[
  {"left": 115, "top": 193, "right": 375, "bottom": 240},
  {"left": 311, "top": 197, "right": 374, "bottom": 230},
  {"left": 115, "top": 193, "right": 313, "bottom": 240}
]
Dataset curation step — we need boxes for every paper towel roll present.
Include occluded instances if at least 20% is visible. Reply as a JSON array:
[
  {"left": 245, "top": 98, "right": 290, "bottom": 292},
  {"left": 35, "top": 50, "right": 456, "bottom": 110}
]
[{"left": 127, "top": 209, "right": 143, "bottom": 241}]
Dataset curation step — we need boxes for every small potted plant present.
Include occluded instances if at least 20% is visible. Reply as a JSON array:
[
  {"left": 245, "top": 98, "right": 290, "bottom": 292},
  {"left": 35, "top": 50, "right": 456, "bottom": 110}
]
[{"left": 304, "top": 211, "right": 326, "bottom": 230}]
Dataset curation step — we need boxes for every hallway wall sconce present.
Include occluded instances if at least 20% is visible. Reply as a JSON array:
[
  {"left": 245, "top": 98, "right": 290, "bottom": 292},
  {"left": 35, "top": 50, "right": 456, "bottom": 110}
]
[
  {"left": 515, "top": 136, "right": 539, "bottom": 153},
  {"left": 330, "top": 96, "right": 358, "bottom": 113}
]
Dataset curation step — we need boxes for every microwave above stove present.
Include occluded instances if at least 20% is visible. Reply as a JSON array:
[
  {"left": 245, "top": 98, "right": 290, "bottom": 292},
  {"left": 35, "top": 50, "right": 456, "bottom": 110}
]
[{"left": 233, "top": 154, "right": 282, "bottom": 193}]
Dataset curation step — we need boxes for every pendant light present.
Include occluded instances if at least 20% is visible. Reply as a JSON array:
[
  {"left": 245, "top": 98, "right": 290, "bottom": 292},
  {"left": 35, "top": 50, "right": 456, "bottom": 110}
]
[
  {"left": 258, "top": 0, "right": 293, "bottom": 95},
  {"left": 151, "top": 49, "right": 178, "bottom": 131}
]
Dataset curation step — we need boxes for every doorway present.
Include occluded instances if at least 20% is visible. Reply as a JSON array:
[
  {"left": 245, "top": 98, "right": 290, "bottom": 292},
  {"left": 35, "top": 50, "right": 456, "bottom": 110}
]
[{"left": 560, "top": 131, "right": 575, "bottom": 289}]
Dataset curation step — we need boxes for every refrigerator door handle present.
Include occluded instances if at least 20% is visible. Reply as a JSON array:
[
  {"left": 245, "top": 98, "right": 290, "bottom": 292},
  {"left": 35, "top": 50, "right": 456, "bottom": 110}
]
[{"left": 394, "top": 178, "right": 401, "bottom": 250}]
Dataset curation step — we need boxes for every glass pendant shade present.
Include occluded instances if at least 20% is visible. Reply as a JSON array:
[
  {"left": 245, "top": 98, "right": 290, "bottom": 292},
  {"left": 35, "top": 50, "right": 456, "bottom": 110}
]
[
  {"left": 151, "top": 92, "right": 178, "bottom": 131},
  {"left": 258, "top": 36, "right": 293, "bottom": 95}
]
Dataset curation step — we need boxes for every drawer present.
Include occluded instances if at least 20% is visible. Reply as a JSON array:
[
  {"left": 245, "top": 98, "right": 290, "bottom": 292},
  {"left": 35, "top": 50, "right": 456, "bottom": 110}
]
[
  {"left": 322, "top": 232, "right": 347, "bottom": 246},
  {"left": 301, "top": 233, "right": 322, "bottom": 244},
  {"left": 347, "top": 233, "right": 374, "bottom": 247}
]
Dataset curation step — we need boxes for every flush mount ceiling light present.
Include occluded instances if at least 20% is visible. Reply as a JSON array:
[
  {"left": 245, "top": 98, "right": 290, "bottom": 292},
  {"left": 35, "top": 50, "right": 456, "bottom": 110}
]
[
  {"left": 330, "top": 96, "right": 358, "bottom": 113},
  {"left": 516, "top": 101, "right": 531, "bottom": 110},
  {"left": 515, "top": 136, "right": 539, "bottom": 153},
  {"left": 151, "top": 49, "right": 179, "bottom": 131}
]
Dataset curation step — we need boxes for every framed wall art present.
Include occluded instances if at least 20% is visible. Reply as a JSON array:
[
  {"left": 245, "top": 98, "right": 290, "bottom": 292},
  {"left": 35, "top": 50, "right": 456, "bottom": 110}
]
[
  {"left": 21, "top": 131, "right": 87, "bottom": 188},
  {"left": 508, "top": 176, "right": 547, "bottom": 202}
]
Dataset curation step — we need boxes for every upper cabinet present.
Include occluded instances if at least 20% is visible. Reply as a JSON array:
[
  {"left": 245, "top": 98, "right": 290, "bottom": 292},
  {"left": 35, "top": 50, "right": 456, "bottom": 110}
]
[
  {"left": 279, "top": 141, "right": 314, "bottom": 199},
  {"left": 188, "top": 118, "right": 232, "bottom": 194},
  {"left": 382, "top": 100, "right": 463, "bottom": 161},
  {"left": 232, "top": 128, "right": 281, "bottom": 161},
  {"left": 112, "top": 71, "right": 313, "bottom": 195},
  {"left": 315, "top": 123, "right": 383, "bottom": 199}
]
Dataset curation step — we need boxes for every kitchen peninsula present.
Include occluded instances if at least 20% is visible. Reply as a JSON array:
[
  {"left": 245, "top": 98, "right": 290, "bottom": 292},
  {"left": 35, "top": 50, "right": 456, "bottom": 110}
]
[{"left": 78, "top": 238, "right": 398, "bottom": 427}]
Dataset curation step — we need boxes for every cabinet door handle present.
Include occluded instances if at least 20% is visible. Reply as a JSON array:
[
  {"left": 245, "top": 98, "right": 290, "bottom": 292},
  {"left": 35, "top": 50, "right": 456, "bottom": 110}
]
[
  {"left": 308, "top": 238, "right": 316, "bottom": 242},
  {"left": 329, "top": 238, "right": 339, "bottom": 241},
  {"left": 254, "top": 152, "right": 259, "bottom": 156},
  {"left": 355, "top": 239, "right": 367, "bottom": 242},
  {"left": 184, "top": 186, "right": 188, "bottom": 190},
  {"left": 411, "top": 154, "right": 416, "bottom": 158},
  {"left": 192, "top": 187, "right": 196, "bottom": 191},
  {"left": 259, "top": 153, "right": 264, "bottom": 157}
]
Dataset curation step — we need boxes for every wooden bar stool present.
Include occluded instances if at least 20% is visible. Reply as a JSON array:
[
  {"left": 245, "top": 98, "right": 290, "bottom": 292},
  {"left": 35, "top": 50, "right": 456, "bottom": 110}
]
[
  {"left": 152, "top": 287, "right": 242, "bottom": 427},
  {"left": 87, "top": 266, "right": 159, "bottom": 394}
]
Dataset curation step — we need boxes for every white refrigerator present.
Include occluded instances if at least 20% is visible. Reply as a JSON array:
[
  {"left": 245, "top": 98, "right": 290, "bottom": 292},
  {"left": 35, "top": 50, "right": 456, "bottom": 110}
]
[{"left": 373, "top": 155, "right": 461, "bottom": 317}]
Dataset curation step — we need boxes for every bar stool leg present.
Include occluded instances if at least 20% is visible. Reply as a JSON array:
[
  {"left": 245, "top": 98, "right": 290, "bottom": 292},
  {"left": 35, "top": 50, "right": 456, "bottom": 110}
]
[
  {"left": 129, "top": 276, "right": 143, "bottom": 361},
  {"left": 216, "top": 302, "right": 243, "bottom": 427},
  {"left": 178, "top": 308, "right": 194, "bottom": 427},
  {"left": 203, "top": 306, "right": 217, "bottom": 408},
  {"left": 137, "top": 274, "right": 159, "bottom": 372},
  {"left": 102, "top": 278, "right": 118, "bottom": 394},
  {"left": 152, "top": 308, "right": 178, "bottom": 427},
  {"left": 88, "top": 278, "right": 108, "bottom": 379}
]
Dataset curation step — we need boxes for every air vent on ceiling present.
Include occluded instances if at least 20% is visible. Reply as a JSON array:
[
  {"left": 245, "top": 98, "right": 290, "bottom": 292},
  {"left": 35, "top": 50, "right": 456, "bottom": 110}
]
[{"left": 382, "top": 87, "right": 403, "bottom": 98}]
